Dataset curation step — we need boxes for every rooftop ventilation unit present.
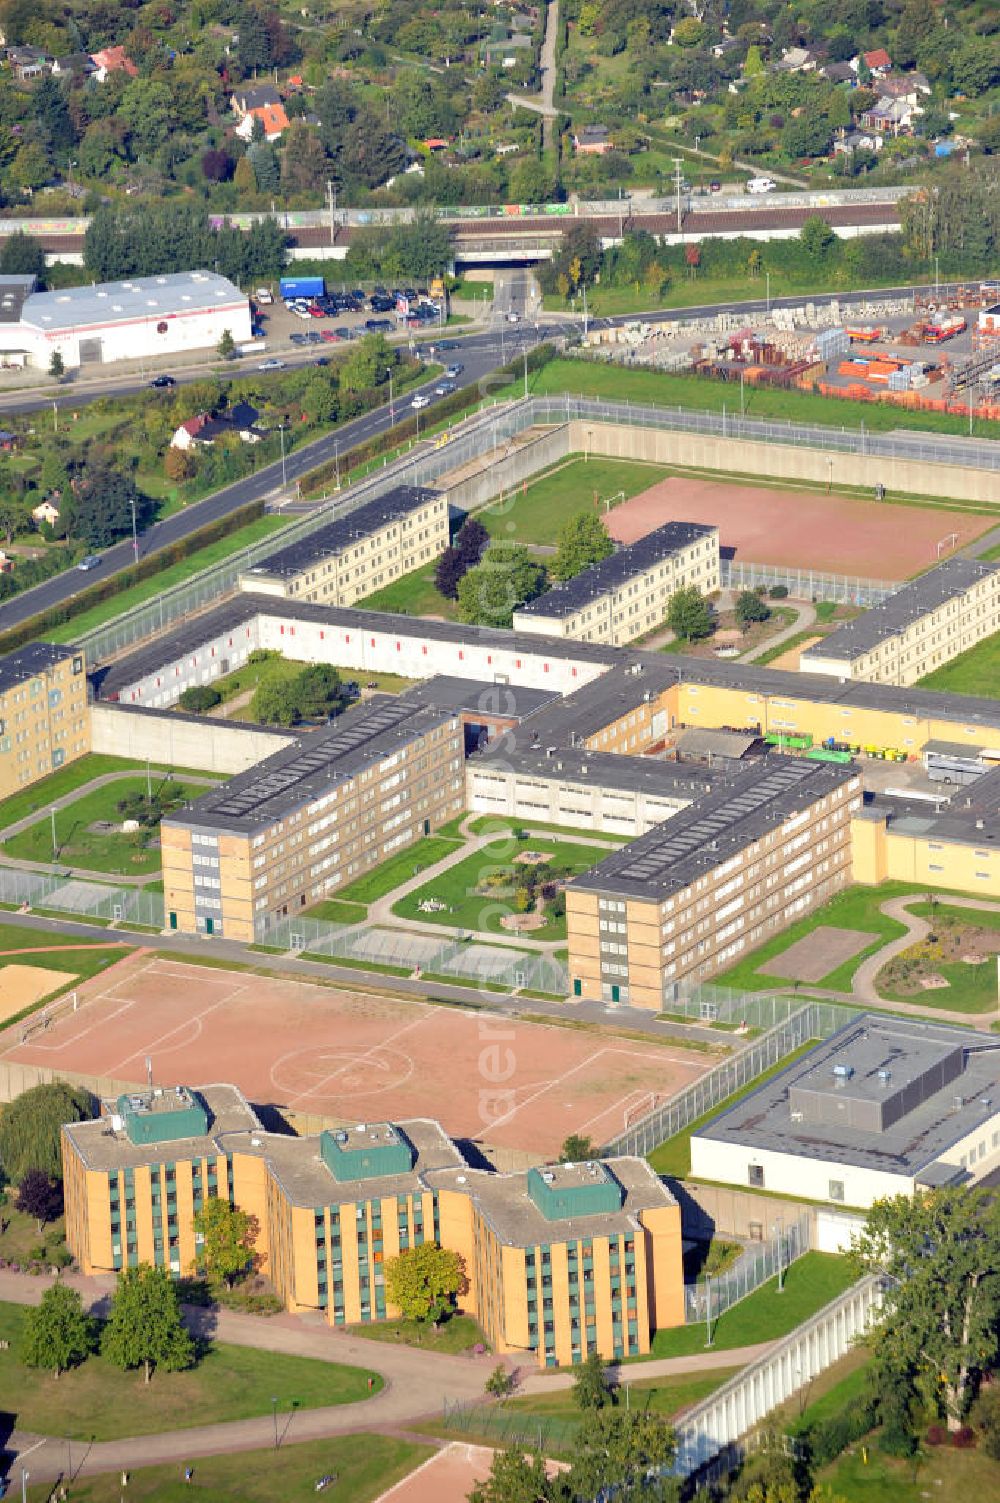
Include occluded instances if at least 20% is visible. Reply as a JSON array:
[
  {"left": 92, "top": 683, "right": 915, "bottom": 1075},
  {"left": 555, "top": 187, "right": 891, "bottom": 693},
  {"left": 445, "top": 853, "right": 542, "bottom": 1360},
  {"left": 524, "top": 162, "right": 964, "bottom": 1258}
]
[{"left": 832, "top": 1064, "right": 854, "bottom": 1079}]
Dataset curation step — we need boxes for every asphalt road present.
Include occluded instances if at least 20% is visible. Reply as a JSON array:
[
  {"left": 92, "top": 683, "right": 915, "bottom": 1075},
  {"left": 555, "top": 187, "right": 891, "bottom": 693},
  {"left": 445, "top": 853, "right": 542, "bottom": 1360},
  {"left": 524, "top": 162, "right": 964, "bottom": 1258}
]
[
  {"left": 0, "top": 276, "right": 935, "bottom": 635},
  {"left": 0, "top": 322, "right": 542, "bottom": 634}
]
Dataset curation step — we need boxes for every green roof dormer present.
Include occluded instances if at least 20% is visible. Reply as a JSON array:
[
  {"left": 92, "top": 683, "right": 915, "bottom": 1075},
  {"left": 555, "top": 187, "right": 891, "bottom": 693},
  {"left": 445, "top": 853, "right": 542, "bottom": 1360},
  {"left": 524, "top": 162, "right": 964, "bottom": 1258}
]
[
  {"left": 527, "top": 1161, "right": 623, "bottom": 1222},
  {"left": 115, "top": 1087, "right": 209, "bottom": 1146}
]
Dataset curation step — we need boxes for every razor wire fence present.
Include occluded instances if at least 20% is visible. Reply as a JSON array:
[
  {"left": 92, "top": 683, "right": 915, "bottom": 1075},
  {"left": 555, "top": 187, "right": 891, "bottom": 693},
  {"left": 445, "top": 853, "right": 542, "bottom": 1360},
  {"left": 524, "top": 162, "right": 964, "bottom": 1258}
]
[
  {"left": 683, "top": 1212, "right": 811, "bottom": 1325},
  {"left": 601, "top": 998, "right": 857, "bottom": 1159},
  {"left": 257, "top": 913, "right": 569, "bottom": 994},
  {"left": 0, "top": 866, "right": 165, "bottom": 928},
  {"left": 721, "top": 560, "right": 895, "bottom": 606},
  {"left": 440, "top": 1397, "right": 580, "bottom": 1456}
]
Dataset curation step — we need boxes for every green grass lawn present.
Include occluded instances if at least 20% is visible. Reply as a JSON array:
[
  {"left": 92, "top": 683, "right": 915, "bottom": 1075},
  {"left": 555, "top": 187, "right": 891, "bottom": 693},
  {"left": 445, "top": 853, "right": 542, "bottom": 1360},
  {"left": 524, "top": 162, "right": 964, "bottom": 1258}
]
[
  {"left": 358, "top": 560, "right": 459, "bottom": 619},
  {"left": 464, "top": 814, "right": 625, "bottom": 846},
  {"left": 0, "top": 1301, "right": 381, "bottom": 1441},
  {"left": 0, "top": 1205, "right": 69, "bottom": 1265},
  {"left": 304, "top": 897, "right": 369, "bottom": 924},
  {"left": 344, "top": 1313, "right": 484, "bottom": 1354},
  {"left": 4, "top": 775, "right": 211, "bottom": 875},
  {"left": 918, "top": 629, "right": 1000, "bottom": 698},
  {"left": 478, "top": 455, "right": 668, "bottom": 546},
  {"left": 510, "top": 358, "right": 1000, "bottom": 442},
  {"left": 753, "top": 627, "right": 831, "bottom": 667},
  {"left": 875, "top": 902, "right": 1000, "bottom": 1014},
  {"left": 646, "top": 1041, "right": 819, "bottom": 1178},
  {"left": 23, "top": 1434, "right": 429, "bottom": 1503},
  {"left": 46, "top": 516, "right": 289, "bottom": 644},
  {"left": 648, "top": 1253, "right": 854, "bottom": 1359},
  {"left": 0, "top": 755, "right": 220, "bottom": 834},
  {"left": 506, "top": 1366, "right": 740, "bottom": 1422},
  {"left": 318, "top": 835, "right": 463, "bottom": 908},
  {"left": 711, "top": 882, "right": 943, "bottom": 996},
  {"left": 819, "top": 1435, "right": 1000, "bottom": 1502},
  {"left": 391, "top": 837, "right": 612, "bottom": 942},
  {"left": 210, "top": 656, "right": 415, "bottom": 712}
]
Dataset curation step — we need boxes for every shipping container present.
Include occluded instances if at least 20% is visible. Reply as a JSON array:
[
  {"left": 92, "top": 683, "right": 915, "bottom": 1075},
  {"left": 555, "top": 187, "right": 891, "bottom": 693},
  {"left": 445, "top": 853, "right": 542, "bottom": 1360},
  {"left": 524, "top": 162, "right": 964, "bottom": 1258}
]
[{"left": 279, "top": 276, "right": 326, "bottom": 300}]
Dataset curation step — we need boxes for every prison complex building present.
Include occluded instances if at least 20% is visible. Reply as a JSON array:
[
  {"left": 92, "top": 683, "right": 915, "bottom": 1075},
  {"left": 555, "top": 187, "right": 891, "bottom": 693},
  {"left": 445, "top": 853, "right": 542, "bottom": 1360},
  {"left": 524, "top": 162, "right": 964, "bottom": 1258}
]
[
  {"left": 854, "top": 763, "right": 1000, "bottom": 896},
  {"left": 513, "top": 522, "right": 720, "bottom": 647},
  {"left": 566, "top": 757, "right": 861, "bottom": 1008},
  {"left": 800, "top": 558, "right": 1000, "bottom": 687},
  {"left": 690, "top": 1014, "right": 1000, "bottom": 1209},
  {"left": 62, "top": 1087, "right": 685, "bottom": 1368},
  {"left": 0, "top": 643, "right": 89, "bottom": 798},
  {"left": 160, "top": 694, "right": 465, "bottom": 940},
  {"left": 239, "top": 485, "right": 449, "bottom": 606}
]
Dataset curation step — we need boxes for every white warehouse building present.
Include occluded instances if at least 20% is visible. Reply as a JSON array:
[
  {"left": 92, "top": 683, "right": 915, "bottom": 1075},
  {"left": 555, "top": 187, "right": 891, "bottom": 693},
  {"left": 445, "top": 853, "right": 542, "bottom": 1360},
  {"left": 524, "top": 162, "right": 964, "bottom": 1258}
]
[{"left": 0, "top": 271, "right": 251, "bottom": 370}]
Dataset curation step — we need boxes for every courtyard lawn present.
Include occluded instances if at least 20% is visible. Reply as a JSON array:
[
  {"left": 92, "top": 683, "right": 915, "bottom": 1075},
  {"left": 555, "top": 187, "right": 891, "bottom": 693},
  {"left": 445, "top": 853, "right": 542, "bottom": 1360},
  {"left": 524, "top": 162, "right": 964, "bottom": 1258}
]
[
  {"left": 322, "top": 835, "right": 463, "bottom": 907},
  {"left": 508, "top": 1366, "right": 739, "bottom": 1419},
  {"left": 465, "top": 813, "right": 626, "bottom": 846},
  {"left": 358, "top": 561, "right": 459, "bottom": 620},
  {"left": 648, "top": 1253, "right": 854, "bottom": 1359},
  {"left": 506, "top": 358, "right": 1000, "bottom": 442},
  {"left": 646, "top": 1041, "right": 818, "bottom": 1179},
  {"left": 23, "top": 1434, "right": 428, "bottom": 1502},
  {"left": 478, "top": 455, "right": 669, "bottom": 547},
  {"left": 918, "top": 629, "right": 1000, "bottom": 697},
  {"left": 875, "top": 901, "right": 1000, "bottom": 1014},
  {"left": 46, "top": 516, "right": 289, "bottom": 645},
  {"left": 0, "top": 1301, "right": 381, "bottom": 1441},
  {"left": 0, "top": 755, "right": 220, "bottom": 834},
  {"left": 345, "top": 1313, "right": 484, "bottom": 1354},
  {"left": 391, "top": 836, "right": 613, "bottom": 942},
  {"left": 4, "top": 775, "right": 212, "bottom": 876},
  {"left": 711, "top": 882, "right": 935, "bottom": 995}
]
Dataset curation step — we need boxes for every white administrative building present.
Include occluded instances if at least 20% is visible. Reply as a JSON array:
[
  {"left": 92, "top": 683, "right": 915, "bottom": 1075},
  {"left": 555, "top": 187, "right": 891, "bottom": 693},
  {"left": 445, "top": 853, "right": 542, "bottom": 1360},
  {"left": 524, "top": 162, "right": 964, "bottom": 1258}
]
[{"left": 0, "top": 271, "right": 251, "bottom": 370}]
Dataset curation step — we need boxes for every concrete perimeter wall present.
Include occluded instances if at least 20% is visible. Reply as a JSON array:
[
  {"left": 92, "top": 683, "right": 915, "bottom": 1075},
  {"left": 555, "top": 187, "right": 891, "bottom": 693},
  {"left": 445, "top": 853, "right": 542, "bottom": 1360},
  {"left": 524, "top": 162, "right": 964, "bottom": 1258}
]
[
  {"left": 674, "top": 1181, "right": 864, "bottom": 1254},
  {"left": 448, "top": 423, "right": 573, "bottom": 514},
  {"left": 567, "top": 420, "right": 1000, "bottom": 506},
  {"left": 91, "top": 702, "right": 296, "bottom": 773}
]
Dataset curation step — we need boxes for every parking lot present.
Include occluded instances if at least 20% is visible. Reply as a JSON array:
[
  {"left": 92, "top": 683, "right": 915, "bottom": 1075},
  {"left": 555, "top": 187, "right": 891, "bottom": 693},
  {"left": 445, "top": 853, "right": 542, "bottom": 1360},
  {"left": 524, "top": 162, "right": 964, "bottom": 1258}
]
[{"left": 251, "top": 283, "right": 450, "bottom": 359}]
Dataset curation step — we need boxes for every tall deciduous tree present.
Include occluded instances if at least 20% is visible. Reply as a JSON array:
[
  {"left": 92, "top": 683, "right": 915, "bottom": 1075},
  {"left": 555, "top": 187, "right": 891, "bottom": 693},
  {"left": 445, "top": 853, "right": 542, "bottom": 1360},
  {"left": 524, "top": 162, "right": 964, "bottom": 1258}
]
[
  {"left": 573, "top": 1348, "right": 612, "bottom": 1411},
  {"left": 551, "top": 512, "right": 614, "bottom": 582},
  {"left": 851, "top": 1189, "right": 1000, "bottom": 1429},
  {"left": 192, "top": 1198, "right": 259, "bottom": 1289},
  {"left": 70, "top": 466, "right": 152, "bottom": 549},
  {"left": 384, "top": 1242, "right": 465, "bottom": 1324},
  {"left": 0, "top": 1082, "right": 95, "bottom": 1184},
  {"left": 102, "top": 1264, "right": 195, "bottom": 1384},
  {"left": 469, "top": 1446, "right": 555, "bottom": 1503},
  {"left": 16, "top": 1169, "right": 62, "bottom": 1233},
  {"left": 457, "top": 543, "right": 546, "bottom": 629},
  {"left": 0, "top": 230, "right": 45, "bottom": 279},
  {"left": 568, "top": 1410, "right": 678, "bottom": 1502},
  {"left": 666, "top": 586, "right": 712, "bottom": 642},
  {"left": 21, "top": 1283, "right": 95, "bottom": 1379}
]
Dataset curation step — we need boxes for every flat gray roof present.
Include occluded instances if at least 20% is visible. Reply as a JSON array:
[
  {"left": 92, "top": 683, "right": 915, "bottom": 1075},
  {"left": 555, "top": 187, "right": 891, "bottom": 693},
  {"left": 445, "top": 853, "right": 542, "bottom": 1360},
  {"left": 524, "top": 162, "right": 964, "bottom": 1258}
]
[
  {"left": 0, "top": 642, "right": 78, "bottom": 695},
  {"left": 696, "top": 1015, "right": 1000, "bottom": 1177},
  {"left": 21, "top": 271, "right": 246, "bottom": 333},
  {"left": 163, "top": 697, "right": 454, "bottom": 834},
  {"left": 872, "top": 763, "right": 1000, "bottom": 848},
  {"left": 63, "top": 1083, "right": 261, "bottom": 1172},
  {"left": 0, "top": 274, "right": 36, "bottom": 324},
  {"left": 400, "top": 676, "right": 557, "bottom": 720},
  {"left": 470, "top": 735, "right": 725, "bottom": 802},
  {"left": 800, "top": 558, "right": 999, "bottom": 664},
  {"left": 571, "top": 755, "right": 859, "bottom": 901},
  {"left": 243, "top": 486, "right": 442, "bottom": 581},
  {"left": 673, "top": 728, "right": 761, "bottom": 761},
  {"left": 426, "top": 1157, "right": 675, "bottom": 1246},
  {"left": 517, "top": 522, "right": 717, "bottom": 620}
]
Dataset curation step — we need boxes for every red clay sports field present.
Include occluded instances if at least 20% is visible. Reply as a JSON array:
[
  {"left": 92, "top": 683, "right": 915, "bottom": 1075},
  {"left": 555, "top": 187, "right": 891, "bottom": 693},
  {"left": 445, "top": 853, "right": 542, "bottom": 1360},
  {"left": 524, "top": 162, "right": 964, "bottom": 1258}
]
[
  {"left": 0, "top": 953, "right": 712, "bottom": 1156},
  {"left": 606, "top": 476, "right": 987, "bottom": 580}
]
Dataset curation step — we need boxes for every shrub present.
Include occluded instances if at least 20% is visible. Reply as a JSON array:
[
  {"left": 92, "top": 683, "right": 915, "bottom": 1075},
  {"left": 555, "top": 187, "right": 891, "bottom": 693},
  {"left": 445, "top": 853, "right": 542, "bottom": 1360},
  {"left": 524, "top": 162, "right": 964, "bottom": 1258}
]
[
  {"left": 952, "top": 1426, "right": 976, "bottom": 1449},
  {"left": 971, "top": 1386, "right": 1000, "bottom": 1460},
  {"left": 178, "top": 685, "right": 221, "bottom": 714},
  {"left": 925, "top": 1424, "right": 947, "bottom": 1446},
  {"left": 806, "top": 1395, "right": 879, "bottom": 1466}
]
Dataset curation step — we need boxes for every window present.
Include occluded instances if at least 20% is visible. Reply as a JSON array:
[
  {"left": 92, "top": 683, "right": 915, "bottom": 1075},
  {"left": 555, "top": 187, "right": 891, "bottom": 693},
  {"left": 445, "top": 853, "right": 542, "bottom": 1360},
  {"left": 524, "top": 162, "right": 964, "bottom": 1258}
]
[
  {"left": 748, "top": 1164, "right": 765, "bottom": 1188},
  {"left": 828, "top": 1180, "right": 845, "bottom": 1203}
]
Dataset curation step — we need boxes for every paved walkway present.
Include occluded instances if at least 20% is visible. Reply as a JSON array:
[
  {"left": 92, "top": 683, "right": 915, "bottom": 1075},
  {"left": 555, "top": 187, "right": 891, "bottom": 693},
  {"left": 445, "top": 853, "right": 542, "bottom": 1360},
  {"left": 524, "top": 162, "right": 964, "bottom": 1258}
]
[
  {"left": 0, "top": 768, "right": 222, "bottom": 888},
  {"left": 506, "top": 0, "right": 559, "bottom": 149},
  {"left": 744, "top": 601, "right": 817, "bottom": 663},
  {"left": 799, "top": 894, "right": 1000, "bottom": 1029},
  {"left": 0, "top": 1268, "right": 766, "bottom": 1483}
]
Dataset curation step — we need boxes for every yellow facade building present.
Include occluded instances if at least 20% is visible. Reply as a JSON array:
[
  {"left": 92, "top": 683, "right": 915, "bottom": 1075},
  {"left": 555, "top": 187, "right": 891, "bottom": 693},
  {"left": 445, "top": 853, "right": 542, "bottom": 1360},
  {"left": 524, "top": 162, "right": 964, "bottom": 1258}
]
[
  {"left": 61, "top": 1087, "right": 685, "bottom": 1367},
  {"left": 0, "top": 643, "right": 89, "bottom": 799}
]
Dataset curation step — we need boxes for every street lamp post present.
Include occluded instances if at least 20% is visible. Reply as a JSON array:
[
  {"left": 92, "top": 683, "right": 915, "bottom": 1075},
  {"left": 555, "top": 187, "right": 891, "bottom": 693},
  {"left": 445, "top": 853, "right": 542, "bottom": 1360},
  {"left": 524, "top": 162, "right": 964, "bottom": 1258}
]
[
  {"left": 271, "top": 1395, "right": 279, "bottom": 1450},
  {"left": 766, "top": 270, "right": 771, "bottom": 315},
  {"left": 21, "top": 1469, "right": 28, "bottom": 1503},
  {"left": 279, "top": 423, "right": 287, "bottom": 490},
  {"left": 704, "top": 1272, "right": 713, "bottom": 1347},
  {"left": 130, "top": 494, "right": 139, "bottom": 564},
  {"left": 50, "top": 807, "right": 57, "bottom": 860},
  {"left": 388, "top": 369, "right": 394, "bottom": 427},
  {"left": 775, "top": 1219, "right": 785, "bottom": 1292}
]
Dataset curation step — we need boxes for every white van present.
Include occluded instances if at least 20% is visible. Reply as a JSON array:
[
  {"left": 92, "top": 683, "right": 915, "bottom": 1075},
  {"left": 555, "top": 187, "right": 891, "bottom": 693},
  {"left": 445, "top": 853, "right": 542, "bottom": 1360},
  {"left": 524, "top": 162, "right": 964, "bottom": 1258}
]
[{"left": 746, "top": 177, "right": 776, "bottom": 194}]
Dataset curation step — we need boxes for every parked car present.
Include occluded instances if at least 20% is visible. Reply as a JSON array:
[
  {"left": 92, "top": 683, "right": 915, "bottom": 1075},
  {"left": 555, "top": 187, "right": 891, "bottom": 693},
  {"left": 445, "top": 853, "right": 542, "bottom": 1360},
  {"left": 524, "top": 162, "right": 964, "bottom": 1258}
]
[
  {"left": 290, "top": 333, "right": 308, "bottom": 346},
  {"left": 150, "top": 374, "right": 176, "bottom": 388},
  {"left": 306, "top": 330, "right": 323, "bottom": 343},
  {"left": 506, "top": 311, "right": 519, "bottom": 323},
  {"left": 746, "top": 176, "right": 776, "bottom": 194},
  {"left": 77, "top": 554, "right": 101, "bottom": 571},
  {"left": 709, "top": 180, "right": 722, "bottom": 193},
  {"left": 255, "top": 287, "right": 274, "bottom": 304},
  {"left": 259, "top": 358, "right": 286, "bottom": 370}
]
